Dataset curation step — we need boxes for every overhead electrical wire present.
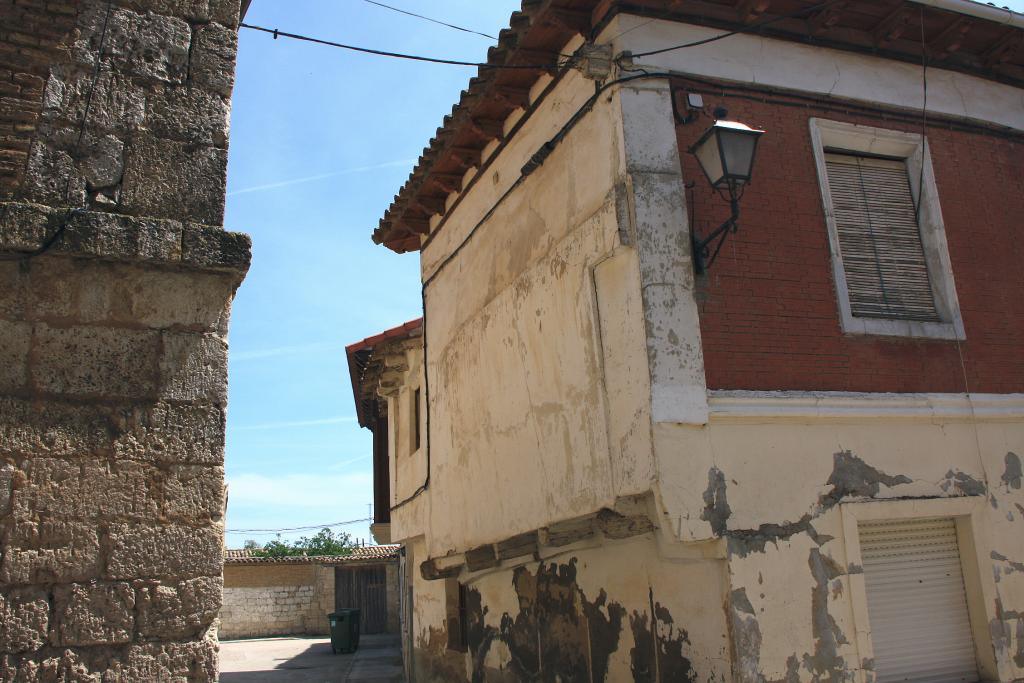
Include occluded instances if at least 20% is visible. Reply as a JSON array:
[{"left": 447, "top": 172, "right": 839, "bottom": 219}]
[
  {"left": 239, "top": 23, "right": 573, "bottom": 70},
  {"left": 361, "top": 0, "right": 497, "bottom": 40},
  {"left": 226, "top": 516, "right": 374, "bottom": 535}
]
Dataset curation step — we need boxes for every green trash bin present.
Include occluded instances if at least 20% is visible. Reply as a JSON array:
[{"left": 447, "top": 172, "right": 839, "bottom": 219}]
[{"left": 328, "top": 609, "right": 361, "bottom": 654}]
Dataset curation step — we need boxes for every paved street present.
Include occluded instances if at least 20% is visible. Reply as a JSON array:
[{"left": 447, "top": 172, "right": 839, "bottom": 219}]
[{"left": 220, "top": 634, "right": 404, "bottom": 682}]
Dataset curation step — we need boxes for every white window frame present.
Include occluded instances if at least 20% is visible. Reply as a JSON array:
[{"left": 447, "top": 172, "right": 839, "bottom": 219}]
[
  {"left": 809, "top": 118, "right": 965, "bottom": 340},
  {"left": 839, "top": 497, "right": 998, "bottom": 682}
]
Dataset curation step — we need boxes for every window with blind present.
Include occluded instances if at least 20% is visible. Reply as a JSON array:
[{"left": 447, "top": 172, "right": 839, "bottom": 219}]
[
  {"left": 824, "top": 153, "right": 939, "bottom": 322},
  {"left": 809, "top": 118, "right": 964, "bottom": 340}
]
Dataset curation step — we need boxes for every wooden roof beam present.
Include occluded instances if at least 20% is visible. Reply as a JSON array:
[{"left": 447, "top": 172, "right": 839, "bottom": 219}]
[
  {"left": 807, "top": 1, "right": 849, "bottom": 36},
  {"left": 402, "top": 216, "right": 431, "bottom": 235},
  {"left": 928, "top": 16, "right": 971, "bottom": 59},
  {"left": 412, "top": 195, "right": 447, "bottom": 216},
  {"left": 541, "top": 8, "right": 591, "bottom": 35},
  {"left": 982, "top": 29, "right": 1023, "bottom": 68},
  {"left": 467, "top": 117, "right": 505, "bottom": 142},
  {"left": 492, "top": 85, "right": 532, "bottom": 110},
  {"left": 428, "top": 173, "right": 464, "bottom": 194},
  {"left": 873, "top": 4, "right": 916, "bottom": 48},
  {"left": 735, "top": 0, "right": 772, "bottom": 25},
  {"left": 447, "top": 146, "right": 482, "bottom": 169}
]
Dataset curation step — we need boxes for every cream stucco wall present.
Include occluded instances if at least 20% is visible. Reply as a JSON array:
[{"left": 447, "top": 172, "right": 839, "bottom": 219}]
[
  {"left": 393, "top": 64, "right": 657, "bottom": 557},
  {"left": 385, "top": 12, "right": 1024, "bottom": 682}
]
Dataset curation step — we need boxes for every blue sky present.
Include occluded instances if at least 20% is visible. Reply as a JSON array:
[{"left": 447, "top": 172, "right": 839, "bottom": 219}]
[
  {"left": 223, "top": 1, "right": 522, "bottom": 548},
  {"left": 222, "top": 0, "right": 1024, "bottom": 549}
]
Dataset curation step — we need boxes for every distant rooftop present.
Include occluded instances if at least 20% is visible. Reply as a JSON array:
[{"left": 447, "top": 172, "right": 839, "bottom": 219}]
[{"left": 225, "top": 544, "right": 401, "bottom": 564}]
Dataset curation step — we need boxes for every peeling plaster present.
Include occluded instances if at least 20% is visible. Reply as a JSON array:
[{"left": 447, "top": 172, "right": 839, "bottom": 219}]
[
  {"left": 803, "top": 549, "right": 852, "bottom": 682},
  {"left": 818, "top": 451, "right": 912, "bottom": 508},
  {"left": 418, "top": 558, "right": 698, "bottom": 683},
  {"left": 939, "top": 469, "right": 987, "bottom": 497},
  {"left": 701, "top": 467, "right": 731, "bottom": 537}
]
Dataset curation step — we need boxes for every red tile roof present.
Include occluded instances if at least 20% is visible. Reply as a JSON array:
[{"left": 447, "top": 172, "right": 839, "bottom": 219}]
[
  {"left": 345, "top": 318, "right": 423, "bottom": 428},
  {"left": 344, "top": 318, "right": 423, "bottom": 356},
  {"left": 373, "top": 0, "right": 1024, "bottom": 253},
  {"left": 224, "top": 545, "right": 401, "bottom": 565}
]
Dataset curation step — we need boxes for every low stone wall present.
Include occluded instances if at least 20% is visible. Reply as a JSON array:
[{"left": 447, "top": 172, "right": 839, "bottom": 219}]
[{"left": 220, "top": 564, "right": 334, "bottom": 640}]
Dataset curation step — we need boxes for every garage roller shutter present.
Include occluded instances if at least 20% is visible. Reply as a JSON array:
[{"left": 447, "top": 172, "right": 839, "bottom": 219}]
[{"left": 859, "top": 517, "right": 978, "bottom": 683}]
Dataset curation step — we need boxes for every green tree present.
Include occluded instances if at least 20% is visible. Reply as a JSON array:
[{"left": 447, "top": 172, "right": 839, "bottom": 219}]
[{"left": 251, "top": 528, "right": 355, "bottom": 558}]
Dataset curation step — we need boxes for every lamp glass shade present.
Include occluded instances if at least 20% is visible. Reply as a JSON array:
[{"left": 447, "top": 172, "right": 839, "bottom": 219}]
[{"left": 691, "top": 120, "right": 764, "bottom": 188}]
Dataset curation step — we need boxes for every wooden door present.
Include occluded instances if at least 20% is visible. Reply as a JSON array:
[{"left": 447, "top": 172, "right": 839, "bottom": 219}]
[{"left": 335, "top": 565, "right": 388, "bottom": 634}]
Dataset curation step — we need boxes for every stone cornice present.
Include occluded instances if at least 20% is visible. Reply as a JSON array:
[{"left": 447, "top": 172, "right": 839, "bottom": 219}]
[{"left": 707, "top": 390, "right": 1024, "bottom": 422}]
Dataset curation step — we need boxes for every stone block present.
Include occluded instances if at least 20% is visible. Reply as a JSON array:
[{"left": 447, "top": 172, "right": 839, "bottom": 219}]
[
  {"left": 211, "top": 0, "right": 241, "bottom": 26},
  {"left": 112, "top": 402, "right": 225, "bottom": 465},
  {"left": 12, "top": 458, "right": 159, "bottom": 521},
  {"left": 107, "top": 523, "right": 222, "bottom": 579},
  {"left": 188, "top": 22, "right": 237, "bottom": 97},
  {"left": 20, "top": 134, "right": 86, "bottom": 206},
  {"left": 0, "top": 397, "right": 124, "bottom": 460},
  {"left": 0, "top": 203, "right": 53, "bottom": 254},
  {"left": 26, "top": 258, "right": 238, "bottom": 331},
  {"left": 51, "top": 582, "right": 135, "bottom": 646},
  {"left": 128, "top": 270, "right": 236, "bottom": 332},
  {"left": 120, "top": 137, "right": 226, "bottom": 225},
  {"left": 114, "top": 636, "right": 219, "bottom": 682},
  {"left": 75, "top": 6, "right": 191, "bottom": 84},
  {"left": 25, "top": 255, "right": 110, "bottom": 323},
  {"left": 0, "top": 519, "right": 102, "bottom": 585},
  {"left": 0, "top": 260, "right": 26, "bottom": 319},
  {"left": 58, "top": 211, "right": 185, "bottom": 262},
  {"left": 0, "top": 320, "right": 31, "bottom": 392},
  {"left": 78, "top": 133, "right": 125, "bottom": 190},
  {"left": 42, "top": 68, "right": 147, "bottom": 134},
  {"left": 162, "top": 466, "right": 224, "bottom": 522},
  {"left": 159, "top": 332, "right": 228, "bottom": 403},
  {"left": 32, "top": 323, "right": 160, "bottom": 398},
  {"left": 0, "top": 463, "right": 15, "bottom": 517},
  {"left": 1, "top": 635, "right": 219, "bottom": 681},
  {"left": 181, "top": 226, "right": 251, "bottom": 272},
  {"left": 136, "top": 576, "right": 222, "bottom": 640},
  {"left": 145, "top": 84, "right": 229, "bottom": 147},
  {"left": 0, "top": 589, "right": 49, "bottom": 654}
]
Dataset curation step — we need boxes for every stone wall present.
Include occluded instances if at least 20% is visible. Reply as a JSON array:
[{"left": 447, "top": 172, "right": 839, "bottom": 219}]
[
  {"left": 0, "top": 0, "right": 247, "bottom": 680},
  {"left": 385, "top": 563, "right": 399, "bottom": 635},
  {"left": 220, "top": 564, "right": 335, "bottom": 640}
]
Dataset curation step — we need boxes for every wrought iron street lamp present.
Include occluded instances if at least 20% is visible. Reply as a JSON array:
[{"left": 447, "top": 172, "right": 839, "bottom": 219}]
[{"left": 688, "top": 120, "right": 765, "bottom": 274}]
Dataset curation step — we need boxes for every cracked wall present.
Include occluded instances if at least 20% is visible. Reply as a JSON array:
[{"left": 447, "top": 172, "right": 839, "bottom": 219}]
[
  {"left": 0, "top": 1, "right": 248, "bottom": 679},
  {"left": 408, "top": 536, "right": 731, "bottom": 683},
  {"left": 402, "top": 61, "right": 656, "bottom": 558},
  {"left": 657, "top": 418, "right": 1024, "bottom": 682},
  {"left": 394, "top": 11, "right": 1024, "bottom": 683}
]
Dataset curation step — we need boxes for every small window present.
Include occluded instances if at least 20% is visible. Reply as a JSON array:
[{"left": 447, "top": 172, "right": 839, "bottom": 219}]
[
  {"left": 824, "top": 153, "right": 938, "bottom": 322},
  {"left": 809, "top": 118, "right": 964, "bottom": 340},
  {"left": 412, "top": 387, "right": 421, "bottom": 453},
  {"left": 859, "top": 518, "right": 979, "bottom": 683},
  {"left": 444, "top": 577, "right": 467, "bottom": 652}
]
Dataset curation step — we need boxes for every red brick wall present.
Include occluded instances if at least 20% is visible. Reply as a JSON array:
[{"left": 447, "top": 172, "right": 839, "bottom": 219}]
[
  {"left": 673, "top": 79, "right": 1024, "bottom": 394},
  {"left": 0, "top": 0, "right": 78, "bottom": 196}
]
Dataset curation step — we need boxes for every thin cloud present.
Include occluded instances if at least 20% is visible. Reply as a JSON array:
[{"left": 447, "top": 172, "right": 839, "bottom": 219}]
[
  {"left": 227, "top": 158, "right": 416, "bottom": 196},
  {"left": 230, "top": 341, "right": 338, "bottom": 362},
  {"left": 327, "top": 454, "right": 372, "bottom": 471},
  {"left": 232, "top": 416, "right": 358, "bottom": 431},
  {"left": 227, "top": 471, "right": 372, "bottom": 509}
]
